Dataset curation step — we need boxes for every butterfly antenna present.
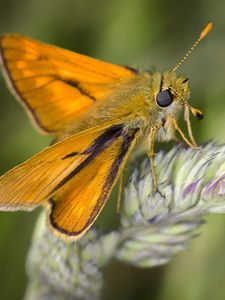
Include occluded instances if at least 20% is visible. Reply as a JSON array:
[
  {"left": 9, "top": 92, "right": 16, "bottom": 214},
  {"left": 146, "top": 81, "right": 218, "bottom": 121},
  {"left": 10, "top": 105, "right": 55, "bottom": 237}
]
[{"left": 172, "top": 22, "right": 213, "bottom": 72}]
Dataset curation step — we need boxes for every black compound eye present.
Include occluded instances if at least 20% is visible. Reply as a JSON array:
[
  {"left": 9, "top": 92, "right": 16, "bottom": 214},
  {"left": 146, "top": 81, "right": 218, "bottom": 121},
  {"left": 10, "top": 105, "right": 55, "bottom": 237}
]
[{"left": 156, "top": 89, "right": 174, "bottom": 107}]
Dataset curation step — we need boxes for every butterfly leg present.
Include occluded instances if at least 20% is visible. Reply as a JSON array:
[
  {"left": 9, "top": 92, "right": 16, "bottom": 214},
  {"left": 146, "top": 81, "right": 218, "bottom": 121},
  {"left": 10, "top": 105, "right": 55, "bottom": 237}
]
[
  {"left": 116, "top": 172, "right": 124, "bottom": 214},
  {"left": 184, "top": 106, "right": 198, "bottom": 147},
  {"left": 148, "top": 125, "right": 159, "bottom": 191},
  {"left": 148, "top": 125, "right": 166, "bottom": 198},
  {"left": 168, "top": 115, "right": 199, "bottom": 149}
]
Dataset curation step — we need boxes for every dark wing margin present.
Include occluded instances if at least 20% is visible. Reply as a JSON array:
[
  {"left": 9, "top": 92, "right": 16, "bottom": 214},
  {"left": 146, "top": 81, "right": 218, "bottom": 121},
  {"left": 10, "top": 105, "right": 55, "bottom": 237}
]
[{"left": 47, "top": 125, "right": 140, "bottom": 238}]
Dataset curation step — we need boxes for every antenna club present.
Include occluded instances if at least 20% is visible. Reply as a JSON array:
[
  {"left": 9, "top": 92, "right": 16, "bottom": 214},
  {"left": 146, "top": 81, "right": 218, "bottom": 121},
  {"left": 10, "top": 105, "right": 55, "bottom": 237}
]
[{"left": 200, "top": 22, "right": 213, "bottom": 39}]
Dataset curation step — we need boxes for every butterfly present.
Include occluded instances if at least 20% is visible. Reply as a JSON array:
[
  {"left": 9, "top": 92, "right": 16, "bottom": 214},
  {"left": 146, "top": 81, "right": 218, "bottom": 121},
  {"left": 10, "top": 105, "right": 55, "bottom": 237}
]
[{"left": 0, "top": 22, "right": 212, "bottom": 240}]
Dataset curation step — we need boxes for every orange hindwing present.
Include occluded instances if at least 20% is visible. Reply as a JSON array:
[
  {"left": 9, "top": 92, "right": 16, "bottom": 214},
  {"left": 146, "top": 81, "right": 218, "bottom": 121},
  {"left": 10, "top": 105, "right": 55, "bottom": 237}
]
[{"left": 0, "top": 124, "right": 140, "bottom": 239}]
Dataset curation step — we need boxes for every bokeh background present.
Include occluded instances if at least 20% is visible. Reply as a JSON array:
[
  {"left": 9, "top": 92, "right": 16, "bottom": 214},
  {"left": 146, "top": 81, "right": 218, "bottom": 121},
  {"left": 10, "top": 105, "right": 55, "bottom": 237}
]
[{"left": 0, "top": 0, "right": 225, "bottom": 299}]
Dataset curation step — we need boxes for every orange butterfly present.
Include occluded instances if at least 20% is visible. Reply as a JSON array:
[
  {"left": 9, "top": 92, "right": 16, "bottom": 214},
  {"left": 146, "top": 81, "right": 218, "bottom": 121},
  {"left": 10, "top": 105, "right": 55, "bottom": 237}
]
[{"left": 0, "top": 22, "right": 212, "bottom": 240}]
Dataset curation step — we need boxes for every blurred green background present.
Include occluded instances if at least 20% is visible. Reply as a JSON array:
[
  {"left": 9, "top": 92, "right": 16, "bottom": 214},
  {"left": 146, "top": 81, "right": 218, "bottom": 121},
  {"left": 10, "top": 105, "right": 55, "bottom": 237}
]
[{"left": 0, "top": 0, "right": 225, "bottom": 299}]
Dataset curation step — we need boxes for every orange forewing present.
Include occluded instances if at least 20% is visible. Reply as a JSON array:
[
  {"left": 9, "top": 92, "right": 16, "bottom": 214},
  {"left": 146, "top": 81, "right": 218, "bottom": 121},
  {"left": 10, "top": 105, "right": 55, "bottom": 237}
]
[
  {"left": 0, "top": 124, "right": 140, "bottom": 239},
  {"left": 0, "top": 34, "right": 136, "bottom": 134}
]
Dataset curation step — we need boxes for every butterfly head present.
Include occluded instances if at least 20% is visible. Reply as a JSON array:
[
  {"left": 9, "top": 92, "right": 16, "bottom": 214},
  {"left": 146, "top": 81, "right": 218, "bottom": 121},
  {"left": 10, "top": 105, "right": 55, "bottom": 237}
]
[
  {"left": 154, "top": 70, "right": 203, "bottom": 120},
  {"left": 150, "top": 70, "right": 202, "bottom": 146}
]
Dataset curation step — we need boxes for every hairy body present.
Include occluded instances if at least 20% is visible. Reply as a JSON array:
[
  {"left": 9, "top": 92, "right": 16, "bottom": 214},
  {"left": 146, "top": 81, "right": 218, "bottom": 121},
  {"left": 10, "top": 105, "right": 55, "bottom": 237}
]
[{"left": 63, "top": 71, "right": 189, "bottom": 146}]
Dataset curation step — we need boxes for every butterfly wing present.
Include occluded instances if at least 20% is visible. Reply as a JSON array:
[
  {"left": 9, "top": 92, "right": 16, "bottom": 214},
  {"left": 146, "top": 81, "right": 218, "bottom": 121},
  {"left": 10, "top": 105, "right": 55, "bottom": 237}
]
[
  {"left": 0, "top": 34, "right": 137, "bottom": 135},
  {"left": 0, "top": 123, "right": 140, "bottom": 239}
]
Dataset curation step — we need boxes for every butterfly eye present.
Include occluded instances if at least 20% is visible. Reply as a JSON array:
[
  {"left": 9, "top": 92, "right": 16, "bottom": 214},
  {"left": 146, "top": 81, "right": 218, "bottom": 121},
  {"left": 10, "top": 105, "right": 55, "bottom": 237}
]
[{"left": 156, "top": 89, "right": 174, "bottom": 107}]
